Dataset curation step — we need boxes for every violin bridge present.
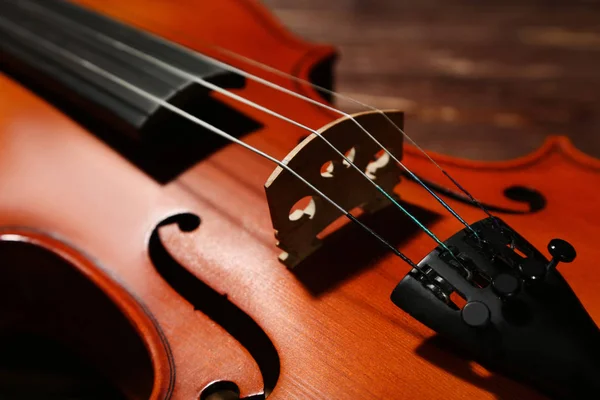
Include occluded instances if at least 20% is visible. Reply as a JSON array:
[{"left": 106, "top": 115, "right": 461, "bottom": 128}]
[{"left": 264, "top": 110, "right": 405, "bottom": 269}]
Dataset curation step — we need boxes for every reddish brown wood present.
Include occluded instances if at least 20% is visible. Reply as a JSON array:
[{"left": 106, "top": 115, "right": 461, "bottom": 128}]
[
  {"left": 0, "top": 0, "right": 598, "bottom": 399},
  {"left": 0, "top": 229, "right": 171, "bottom": 399}
]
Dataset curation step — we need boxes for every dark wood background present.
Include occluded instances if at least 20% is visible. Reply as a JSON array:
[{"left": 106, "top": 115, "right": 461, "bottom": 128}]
[{"left": 263, "top": 0, "right": 600, "bottom": 160}]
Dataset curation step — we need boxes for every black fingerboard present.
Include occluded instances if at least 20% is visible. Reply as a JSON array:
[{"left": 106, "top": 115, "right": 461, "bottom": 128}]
[{"left": 0, "top": 0, "right": 262, "bottom": 182}]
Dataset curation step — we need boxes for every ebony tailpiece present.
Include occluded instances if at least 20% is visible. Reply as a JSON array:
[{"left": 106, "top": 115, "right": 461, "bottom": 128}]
[{"left": 391, "top": 217, "right": 600, "bottom": 399}]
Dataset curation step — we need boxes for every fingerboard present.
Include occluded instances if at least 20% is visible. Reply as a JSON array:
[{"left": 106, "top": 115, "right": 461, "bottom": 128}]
[{"left": 0, "top": 0, "right": 261, "bottom": 182}]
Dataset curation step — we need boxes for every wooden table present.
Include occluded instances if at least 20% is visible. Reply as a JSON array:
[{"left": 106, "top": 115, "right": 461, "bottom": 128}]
[{"left": 263, "top": 0, "right": 600, "bottom": 160}]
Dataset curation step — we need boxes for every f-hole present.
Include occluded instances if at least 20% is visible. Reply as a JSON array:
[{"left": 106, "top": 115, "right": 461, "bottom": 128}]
[
  {"left": 200, "top": 381, "right": 240, "bottom": 400},
  {"left": 148, "top": 213, "right": 280, "bottom": 397},
  {"left": 400, "top": 171, "right": 547, "bottom": 215}
]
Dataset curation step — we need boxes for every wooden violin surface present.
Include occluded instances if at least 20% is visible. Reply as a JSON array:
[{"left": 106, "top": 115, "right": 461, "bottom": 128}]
[
  {"left": 0, "top": 0, "right": 598, "bottom": 399},
  {"left": 0, "top": 229, "right": 170, "bottom": 398},
  {"left": 0, "top": 75, "right": 264, "bottom": 399}
]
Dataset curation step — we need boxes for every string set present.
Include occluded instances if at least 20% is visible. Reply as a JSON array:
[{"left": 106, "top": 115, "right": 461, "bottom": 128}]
[
  {"left": 1, "top": 0, "right": 494, "bottom": 269},
  {"left": 210, "top": 46, "right": 496, "bottom": 222}
]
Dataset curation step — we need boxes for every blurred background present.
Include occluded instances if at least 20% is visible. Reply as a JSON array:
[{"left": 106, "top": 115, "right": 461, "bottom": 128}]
[{"left": 263, "top": 0, "right": 600, "bottom": 160}]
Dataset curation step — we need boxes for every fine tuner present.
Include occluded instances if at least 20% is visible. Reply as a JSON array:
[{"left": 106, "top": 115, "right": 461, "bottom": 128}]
[
  {"left": 391, "top": 218, "right": 598, "bottom": 399},
  {"left": 547, "top": 238, "right": 577, "bottom": 270},
  {"left": 273, "top": 110, "right": 599, "bottom": 399},
  {"left": 0, "top": 0, "right": 598, "bottom": 399}
]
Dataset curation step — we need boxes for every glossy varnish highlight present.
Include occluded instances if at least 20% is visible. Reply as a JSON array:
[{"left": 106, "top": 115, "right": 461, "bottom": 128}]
[{"left": 0, "top": 0, "right": 598, "bottom": 399}]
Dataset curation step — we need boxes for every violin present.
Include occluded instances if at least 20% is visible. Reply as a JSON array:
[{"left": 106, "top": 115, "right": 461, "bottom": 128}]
[{"left": 0, "top": 0, "right": 598, "bottom": 399}]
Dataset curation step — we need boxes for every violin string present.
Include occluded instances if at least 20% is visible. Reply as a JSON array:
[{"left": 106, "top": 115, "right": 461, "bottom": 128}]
[
  {"left": 0, "top": 14, "right": 428, "bottom": 270},
  {"left": 13, "top": 0, "right": 454, "bottom": 252},
  {"left": 12, "top": 0, "right": 476, "bottom": 237},
  {"left": 209, "top": 46, "right": 496, "bottom": 221}
]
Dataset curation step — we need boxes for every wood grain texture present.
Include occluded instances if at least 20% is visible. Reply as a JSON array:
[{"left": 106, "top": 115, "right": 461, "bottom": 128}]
[
  {"left": 263, "top": 0, "right": 600, "bottom": 160},
  {"left": 1, "top": 0, "right": 599, "bottom": 399},
  {"left": 0, "top": 74, "right": 265, "bottom": 399}
]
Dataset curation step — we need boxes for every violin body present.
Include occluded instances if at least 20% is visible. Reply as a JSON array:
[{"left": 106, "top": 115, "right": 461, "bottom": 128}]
[{"left": 0, "top": 0, "right": 598, "bottom": 399}]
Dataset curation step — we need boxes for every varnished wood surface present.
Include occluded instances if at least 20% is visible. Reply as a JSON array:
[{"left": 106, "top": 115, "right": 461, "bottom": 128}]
[
  {"left": 0, "top": 0, "right": 599, "bottom": 399},
  {"left": 263, "top": 0, "right": 600, "bottom": 160}
]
